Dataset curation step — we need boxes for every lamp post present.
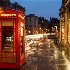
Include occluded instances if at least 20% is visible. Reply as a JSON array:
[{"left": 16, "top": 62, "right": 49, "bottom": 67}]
[
  {"left": 55, "top": 26, "right": 57, "bottom": 36},
  {"left": 41, "top": 20, "right": 44, "bottom": 36},
  {"left": 46, "top": 29, "right": 47, "bottom": 33},
  {"left": 39, "top": 27, "right": 42, "bottom": 34},
  {"left": 28, "top": 30, "right": 31, "bottom": 34}
]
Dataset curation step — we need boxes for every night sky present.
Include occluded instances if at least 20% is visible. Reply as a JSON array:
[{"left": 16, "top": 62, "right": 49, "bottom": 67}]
[{"left": 10, "top": 0, "right": 62, "bottom": 21}]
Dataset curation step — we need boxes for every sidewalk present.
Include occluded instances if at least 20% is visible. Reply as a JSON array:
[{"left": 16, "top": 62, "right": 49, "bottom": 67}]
[{"left": 20, "top": 39, "right": 70, "bottom": 70}]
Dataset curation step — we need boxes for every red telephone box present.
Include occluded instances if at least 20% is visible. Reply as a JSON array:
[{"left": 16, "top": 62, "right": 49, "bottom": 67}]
[{"left": 0, "top": 9, "right": 25, "bottom": 69}]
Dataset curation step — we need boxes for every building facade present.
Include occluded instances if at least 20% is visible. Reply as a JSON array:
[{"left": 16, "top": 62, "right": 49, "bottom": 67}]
[
  {"left": 50, "top": 17, "right": 60, "bottom": 31},
  {"left": 38, "top": 17, "right": 49, "bottom": 34},
  {"left": 25, "top": 14, "right": 38, "bottom": 35},
  {"left": 59, "top": 0, "right": 70, "bottom": 60},
  {"left": 50, "top": 17, "right": 60, "bottom": 37}
]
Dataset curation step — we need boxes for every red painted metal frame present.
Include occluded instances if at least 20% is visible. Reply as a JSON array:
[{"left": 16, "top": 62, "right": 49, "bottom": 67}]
[{"left": 0, "top": 9, "right": 25, "bottom": 69}]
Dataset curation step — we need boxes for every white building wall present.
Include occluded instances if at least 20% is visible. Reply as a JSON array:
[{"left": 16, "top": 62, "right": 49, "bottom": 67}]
[{"left": 26, "top": 14, "right": 38, "bottom": 34}]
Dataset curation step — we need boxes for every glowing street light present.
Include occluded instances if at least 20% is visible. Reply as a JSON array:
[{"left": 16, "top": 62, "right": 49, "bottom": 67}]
[
  {"left": 46, "top": 29, "right": 47, "bottom": 31},
  {"left": 29, "top": 31, "right": 31, "bottom": 33},
  {"left": 42, "top": 21, "right": 43, "bottom": 22},
  {"left": 39, "top": 28, "right": 42, "bottom": 34},
  {"left": 40, "top": 27, "right": 41, "bottom": 30},
  {"left": 46, "top": 29, "right": 47, "bottom": 33},
  {"left": 0, "top": 7, "right": 3, "bottom": 13}
]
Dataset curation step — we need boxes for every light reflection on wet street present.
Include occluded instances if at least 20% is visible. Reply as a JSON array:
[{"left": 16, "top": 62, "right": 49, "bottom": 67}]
[
  {"left": 21, "top": 34, "right": 70, "bottom": 70},
  {"left": 1, "top": 34, "right": 70, "bottom": 70}
]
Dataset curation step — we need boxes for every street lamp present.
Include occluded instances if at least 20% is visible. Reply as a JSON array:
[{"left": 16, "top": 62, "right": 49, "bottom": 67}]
[
  {"left": 42, "top": 21, "right": 43, "bottom": 22},
  {"left": 46, "top": 29, "right": 47, "bottom": 31},
  {"left": 40, "top": 27, "right": 41, "bottom": 30},
  {"left": 46, "top": 29, "right": 47, "bottom": 33},
  {"left": 29, "top": 31, "right": 31, "bottom": 33},
  {"left": 39, "top": 27, "right": 42, "bottom": 34},
  {"left": 55, "top": 26, "right": 57, "bottom": 36}
]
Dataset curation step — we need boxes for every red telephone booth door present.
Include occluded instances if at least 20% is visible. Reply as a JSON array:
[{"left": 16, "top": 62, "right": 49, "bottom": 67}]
[{"left": 1, "top": 20, "right": 16, "bottom": 64}]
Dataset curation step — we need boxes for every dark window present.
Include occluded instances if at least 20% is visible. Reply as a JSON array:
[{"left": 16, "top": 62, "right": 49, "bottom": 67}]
[
  {"left": 2, "top": 27, "right": 13, "bottom": 50},
  {"left": 30, "top": 20, "right": 31, "bottom": 22}
]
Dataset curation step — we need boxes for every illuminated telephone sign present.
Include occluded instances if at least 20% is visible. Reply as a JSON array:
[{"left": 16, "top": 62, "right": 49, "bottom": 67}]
[{"left": 0, "top": 14, "right": 16, "bottom": 17}]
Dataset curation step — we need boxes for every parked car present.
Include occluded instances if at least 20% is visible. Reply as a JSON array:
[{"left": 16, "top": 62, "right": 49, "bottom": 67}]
[
  {"left": 47, "top": 35, "right": 58, "bottom": 43},
  {"left": 47, "top": 35, "right": 57, "bottom": 39}
]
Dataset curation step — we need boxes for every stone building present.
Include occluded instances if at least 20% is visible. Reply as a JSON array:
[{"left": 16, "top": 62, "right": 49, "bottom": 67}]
[
  {"left": 59, "top": 0, "right": 70, "bottom": 60},
  {"left": 50, "top": 17, "right": 60, "bottom": 31},
  {"left": 50, "top": 17, "right": 60, "bottom": 37},
  {"left": 38, "top": 17, "right": 49, "bottom": 34},
  {"left": 25, "top": 14, "right": 38, "bottom": 34}
]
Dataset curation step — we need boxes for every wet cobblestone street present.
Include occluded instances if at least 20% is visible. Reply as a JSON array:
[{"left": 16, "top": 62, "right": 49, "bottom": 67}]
[
  {"left": 19, "top": 37, "right": 70, "bottom": 70},
  {"left": 1, "top": 36, "right": 70, "bottom": 70}
]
